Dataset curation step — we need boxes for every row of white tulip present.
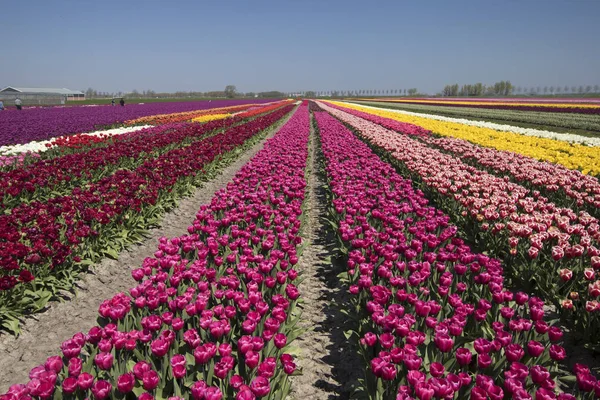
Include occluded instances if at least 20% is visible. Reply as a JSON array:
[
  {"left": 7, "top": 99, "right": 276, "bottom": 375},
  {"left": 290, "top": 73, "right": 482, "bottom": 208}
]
[
  {"left": 346, "top": 102, "right": 600, "bottom": 147},
  {"left": 0, "top": 125, "right": 153, "bottom": 156}
]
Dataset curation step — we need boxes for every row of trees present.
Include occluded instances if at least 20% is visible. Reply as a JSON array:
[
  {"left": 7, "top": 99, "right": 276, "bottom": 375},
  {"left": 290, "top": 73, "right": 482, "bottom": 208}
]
[
  {"left": 83, "top": 86, "right": 421, "bottom": 99},
  {"left": 84, "top": 83, "right": 600, "bottom": 100},
  {"left": 440, "top": 82, "right": 600, "bottom": 97},
  {"left": 442, "top": 81, "right": 514, "bottom": 97},
  {"left": 225, "top": 86, "right": 287, "bottom": 98},
  {"left": 513, "top": 85, "right": 600, "bottom": 95},
  {"left": 82, "top": 85, "right": 286, "bottom": 99},
  {"left": 83, "top": 88, "right": 241, "bottom": 99},
  {"left": 291, "top": 89, "right": 419, "bottom": 97}
]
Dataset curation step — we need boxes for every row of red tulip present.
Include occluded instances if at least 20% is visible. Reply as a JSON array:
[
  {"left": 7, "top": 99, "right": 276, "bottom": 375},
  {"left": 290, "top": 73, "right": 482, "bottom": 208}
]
[
  {"left": 234, "top": 102, "right": 295, "bottom": 120},
  {"left": 1, "top": 102, "right": 293, "bottom": 206},
  {"left": 2, "top": 123, "right": 194, "bottom": 205},
  {"left": 123, "top": 102, "right": 283, "bottom": 126}
]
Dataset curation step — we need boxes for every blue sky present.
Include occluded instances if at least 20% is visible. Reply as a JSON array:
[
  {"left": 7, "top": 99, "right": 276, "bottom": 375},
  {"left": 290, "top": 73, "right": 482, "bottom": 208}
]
[{"left": 1, "top": 0, "right": 599, "bottom": 94}]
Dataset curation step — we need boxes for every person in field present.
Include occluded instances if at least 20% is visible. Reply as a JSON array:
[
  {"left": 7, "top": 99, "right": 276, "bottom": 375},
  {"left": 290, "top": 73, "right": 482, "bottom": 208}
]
[
  {"left": 119, "top": 98, "right": 125, "bottom": 107},
  {"left": 15, "top": 98, "right": 22, "bottom": 110},
  {"left": 0, "top": 100, "right": 4, "bottom": 110},
  {"left": 111, "top": 98, "right": 115, "bottom": 106}
]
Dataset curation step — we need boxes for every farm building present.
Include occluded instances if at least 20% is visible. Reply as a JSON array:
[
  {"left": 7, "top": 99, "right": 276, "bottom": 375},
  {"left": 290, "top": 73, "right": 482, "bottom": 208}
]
[{"left": 0, "top": 86, "right": 85, "bottom": 105}]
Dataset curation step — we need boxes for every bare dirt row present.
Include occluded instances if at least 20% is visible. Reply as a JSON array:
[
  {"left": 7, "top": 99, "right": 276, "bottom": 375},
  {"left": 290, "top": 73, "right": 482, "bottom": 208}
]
[{"left": 289, "top": 117, "right": 362, "bottom": 400}]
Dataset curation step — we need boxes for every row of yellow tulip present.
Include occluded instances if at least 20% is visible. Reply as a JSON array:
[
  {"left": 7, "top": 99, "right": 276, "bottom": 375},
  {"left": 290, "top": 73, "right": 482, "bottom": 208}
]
[
  {"left": 328, "top": 101, "right": 600, "bottom": 176},
  {"left": 190, "top": 113, "right": 232, "bottom": 123},
  {"left": 124, "top": 104, "right": 257, "bottom": 126}
]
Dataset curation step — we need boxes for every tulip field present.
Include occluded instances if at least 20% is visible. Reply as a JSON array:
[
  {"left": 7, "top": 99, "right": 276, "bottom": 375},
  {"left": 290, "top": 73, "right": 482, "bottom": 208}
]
[
  {"left": 352, "top": 101, "right": 600, "bottom": 134},
  {"left": 1, "top": 97, "right": 600, "bottom": 399},
  {"left": 366, "top": 98, "right": 600, "bottom": 114}
]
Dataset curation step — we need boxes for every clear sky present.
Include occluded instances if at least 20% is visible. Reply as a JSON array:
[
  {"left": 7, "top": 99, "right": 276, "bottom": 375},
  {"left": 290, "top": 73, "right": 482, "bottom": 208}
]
[{"left": 1, "top": 0, "right": 599, "bottom": 94}]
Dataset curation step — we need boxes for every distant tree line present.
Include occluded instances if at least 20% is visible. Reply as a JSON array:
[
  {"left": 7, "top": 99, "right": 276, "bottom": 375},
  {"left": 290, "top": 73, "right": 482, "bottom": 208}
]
[
  {"left": 440, "top": 82, "right": 600, "bottom": 97},
  {"left": 512, "top": 85, "right": 600, "bottom": 95},
  {"left": 256, "top": 91, "right": 287, "bottom": 98},
  {"left": 82, "top": 85, "right": 287, "bottom": 99},
  {"left": 287, "top": 89, "right": 419, "bottom": 97},
  {"left": 442, "top": 81, "right": 514, "bottom": 97},
  {"left": 81, "top": 83, "right": 600, "bottom": 100}
]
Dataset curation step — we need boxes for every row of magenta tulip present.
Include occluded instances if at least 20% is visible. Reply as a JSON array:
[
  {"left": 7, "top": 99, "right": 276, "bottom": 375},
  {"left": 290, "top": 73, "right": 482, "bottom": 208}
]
[
  {"left": 319, "top": 101, "right": 600, "bottom": 348},
  {"left": 313, "top": 108, "right": 592, "bottom": 399},
  {"left": 0, "top": 105, "right": 295, "bottom": 335},
  {"left": 1, "top": 104, "right": 310, "bottom": 400}
]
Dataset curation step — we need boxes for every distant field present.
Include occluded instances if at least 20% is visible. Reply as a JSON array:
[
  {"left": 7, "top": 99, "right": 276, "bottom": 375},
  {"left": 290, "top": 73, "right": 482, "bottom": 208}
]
[{"left": 0, "top": 98, "right": 277, "bottom": 146}]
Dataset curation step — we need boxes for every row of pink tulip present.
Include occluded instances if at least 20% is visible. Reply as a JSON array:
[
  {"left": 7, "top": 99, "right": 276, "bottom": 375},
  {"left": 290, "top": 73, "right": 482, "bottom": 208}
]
[
  {"left": 423, "top": 136, "right": 600, "bottom": 213},
  {"left": 0, "top": 153, "right": 41, "bottom": 168},
  {"left": 317, "top": 101, "right": 600, "bottom": 347},
  {"left": 1, "top": 104, "right": 311, "bottom": 400},
  {"left": 324, "top": 101, "right": 600, "bottom": 216}
]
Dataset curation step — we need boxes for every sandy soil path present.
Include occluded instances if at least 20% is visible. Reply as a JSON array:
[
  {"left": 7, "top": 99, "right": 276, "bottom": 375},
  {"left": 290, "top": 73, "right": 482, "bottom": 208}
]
[{"left": 289, "top": 116, "right": 363, "bottom": 400}]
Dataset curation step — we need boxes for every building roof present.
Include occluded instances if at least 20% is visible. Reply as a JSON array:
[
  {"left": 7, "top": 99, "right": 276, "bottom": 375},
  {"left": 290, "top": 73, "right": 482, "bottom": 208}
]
[{"left": 0, "top": 86, "right": 84, "bottom": 95}]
